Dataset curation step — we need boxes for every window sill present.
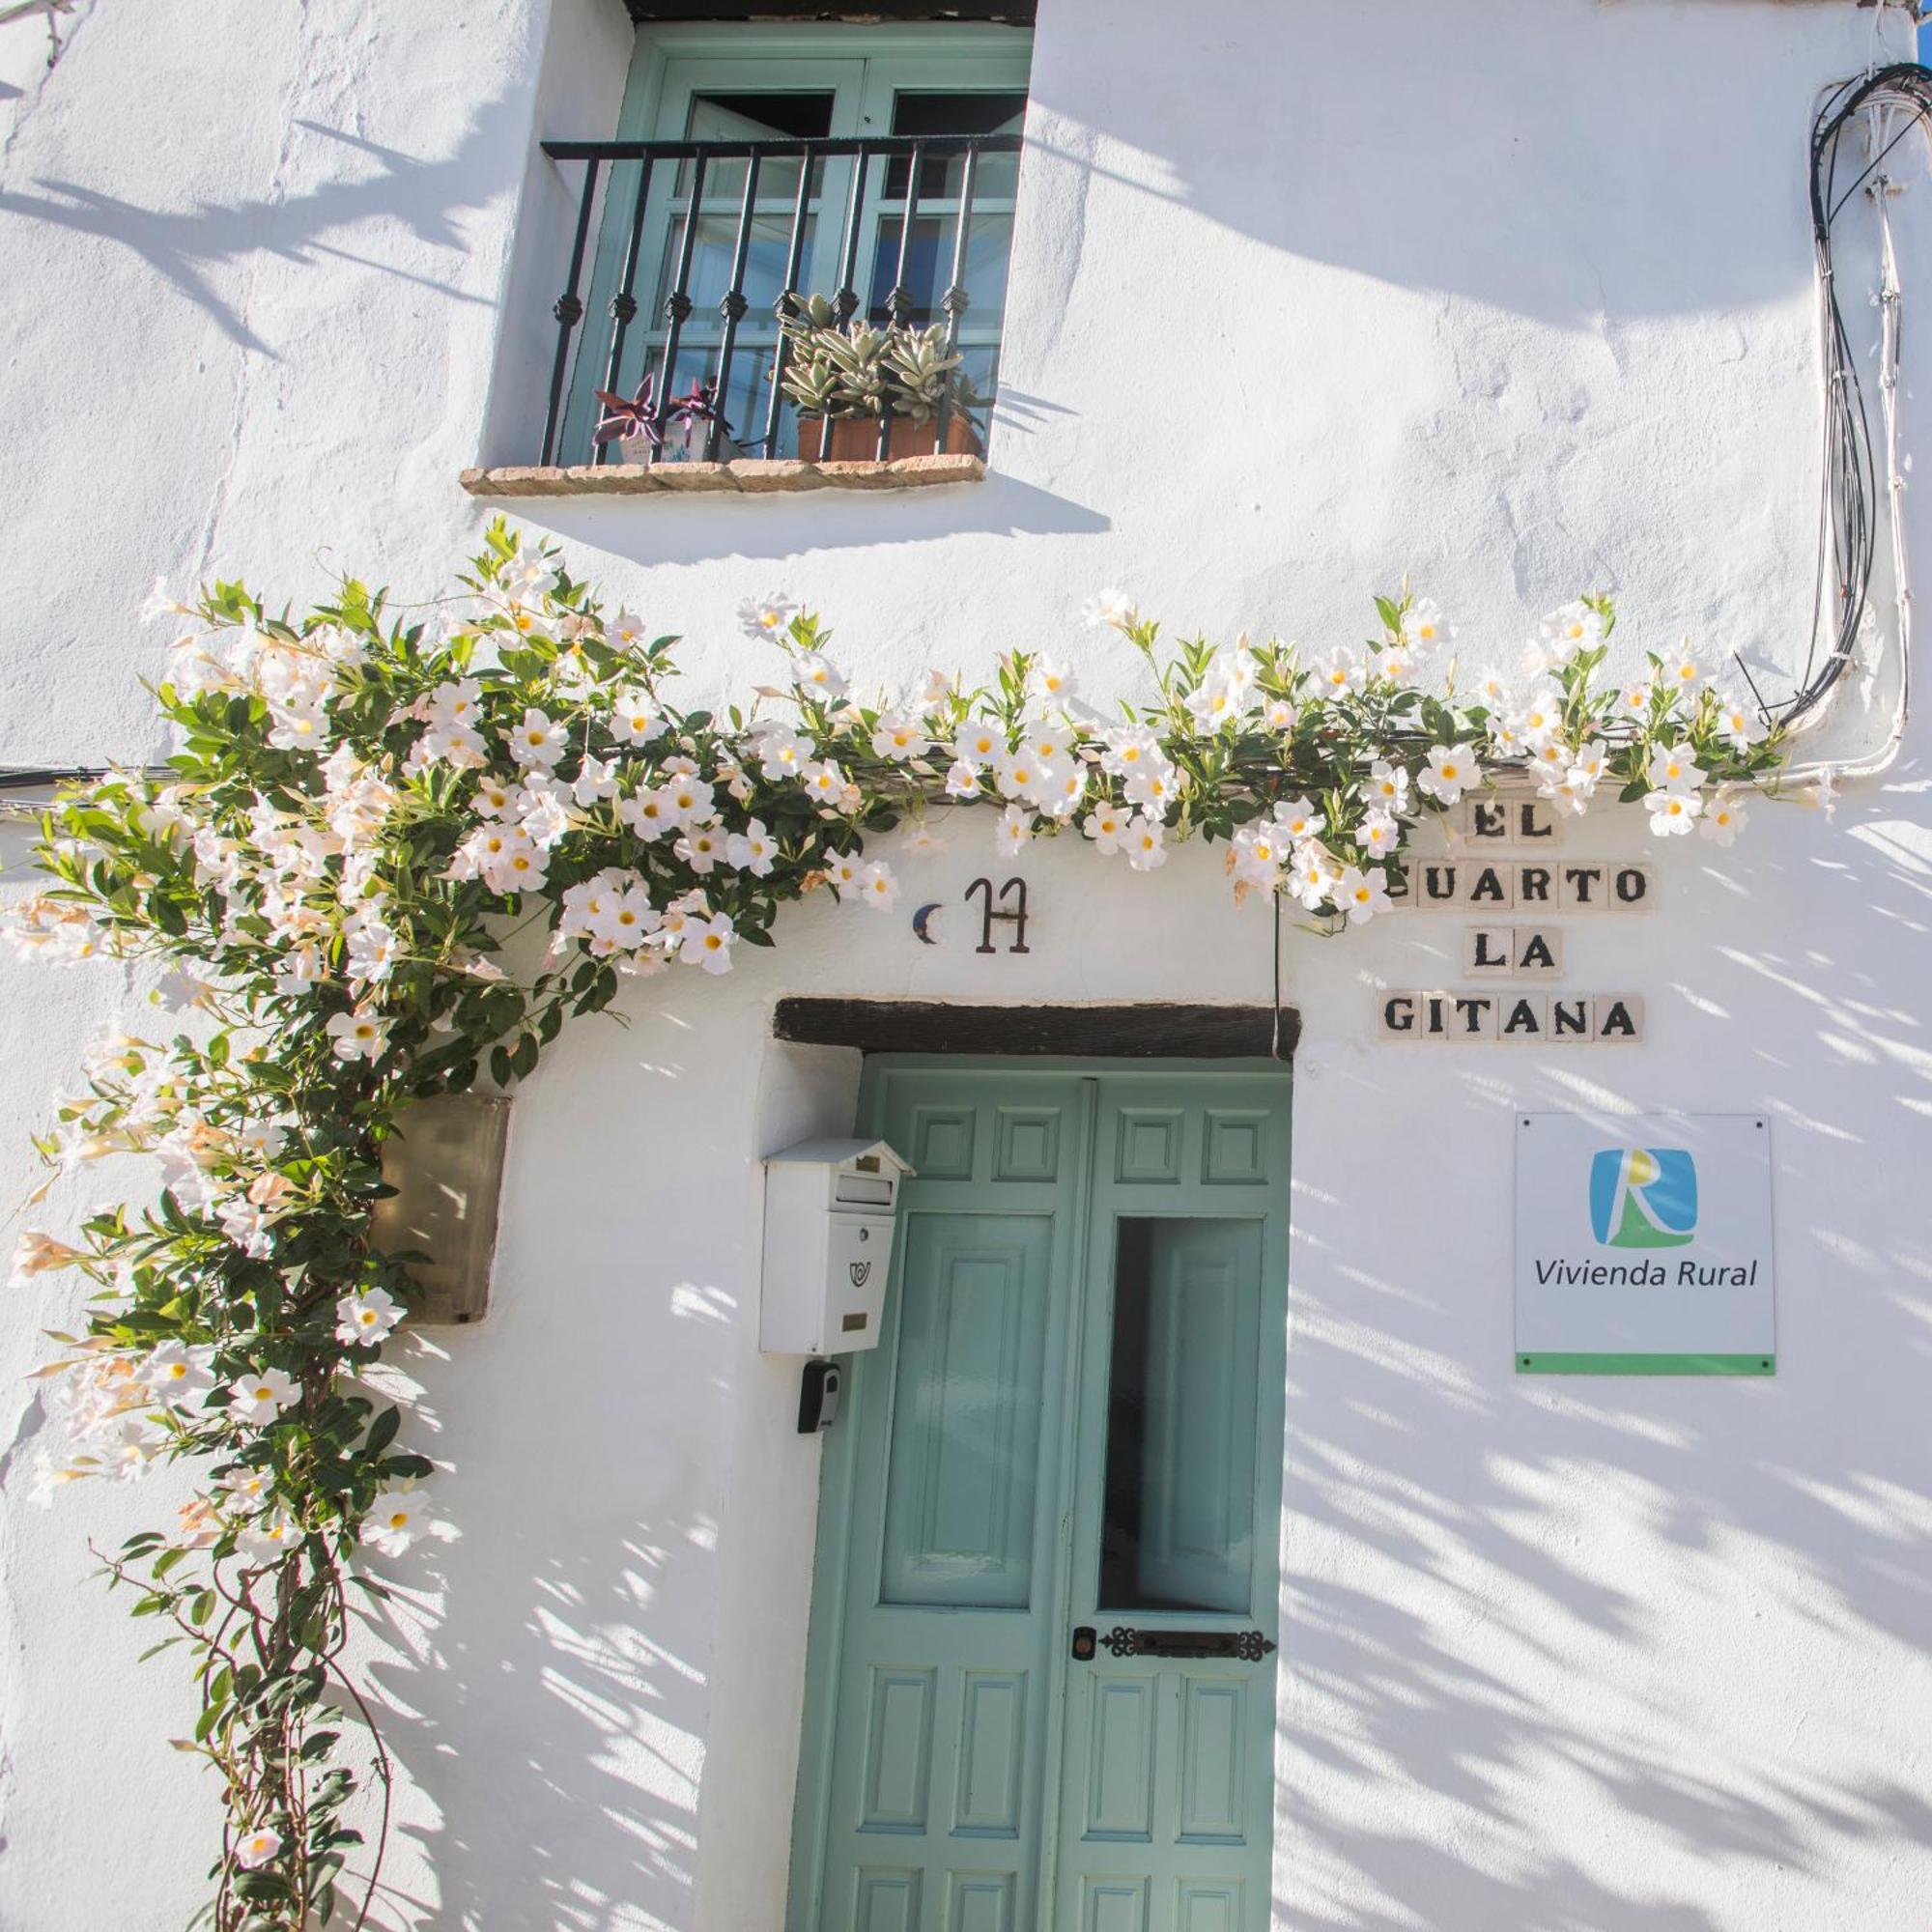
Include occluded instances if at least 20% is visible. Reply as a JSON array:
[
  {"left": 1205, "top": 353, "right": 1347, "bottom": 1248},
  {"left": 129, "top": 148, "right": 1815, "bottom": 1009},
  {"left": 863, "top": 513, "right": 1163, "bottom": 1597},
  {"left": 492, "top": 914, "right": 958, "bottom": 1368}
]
[{"left": 460, "top": 455, "right": 985, "bottom": 499}]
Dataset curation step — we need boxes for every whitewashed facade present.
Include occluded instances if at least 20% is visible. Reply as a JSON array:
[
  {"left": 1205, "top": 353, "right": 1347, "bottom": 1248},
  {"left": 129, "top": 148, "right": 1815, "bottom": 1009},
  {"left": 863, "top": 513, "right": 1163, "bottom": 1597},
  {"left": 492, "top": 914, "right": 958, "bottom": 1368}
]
[{"left": 4, "top": 2, "right": 1932, "bottom": 1927}]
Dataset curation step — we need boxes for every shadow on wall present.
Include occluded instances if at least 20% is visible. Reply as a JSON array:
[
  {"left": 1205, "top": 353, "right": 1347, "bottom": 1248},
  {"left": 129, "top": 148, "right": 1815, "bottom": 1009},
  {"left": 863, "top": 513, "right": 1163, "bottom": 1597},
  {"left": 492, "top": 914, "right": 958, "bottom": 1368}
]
[
  {"left": 1022, "top": 0, "right": 1854, "bottom": 327},
  {"left": 0, "top": 96, "right": 524, "bottom": 355},
  {"left": 521, "top": 460, "right": 1111, "bottom": 572},
  {"left": 1270, "top": 756, "right": 1932, "bottom": 1926}
]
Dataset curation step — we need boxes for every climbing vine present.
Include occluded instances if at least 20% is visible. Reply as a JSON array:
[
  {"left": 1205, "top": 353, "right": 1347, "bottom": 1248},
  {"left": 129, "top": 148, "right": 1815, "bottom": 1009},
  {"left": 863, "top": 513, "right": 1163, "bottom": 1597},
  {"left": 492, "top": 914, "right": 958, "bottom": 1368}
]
[{"left": 6, "top": 522, "right": 1786, "bottom": 1926}]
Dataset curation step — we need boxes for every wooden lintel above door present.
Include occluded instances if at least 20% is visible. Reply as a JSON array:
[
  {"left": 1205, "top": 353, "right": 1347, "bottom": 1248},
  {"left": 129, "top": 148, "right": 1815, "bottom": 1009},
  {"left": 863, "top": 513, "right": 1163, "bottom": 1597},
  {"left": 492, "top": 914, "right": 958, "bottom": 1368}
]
[
  {"left": 773, "top": 999, "right": 1300, "bottom": 1060},
  {"left": 627, "top": 2, "right": 1035, "bottom": 20}
]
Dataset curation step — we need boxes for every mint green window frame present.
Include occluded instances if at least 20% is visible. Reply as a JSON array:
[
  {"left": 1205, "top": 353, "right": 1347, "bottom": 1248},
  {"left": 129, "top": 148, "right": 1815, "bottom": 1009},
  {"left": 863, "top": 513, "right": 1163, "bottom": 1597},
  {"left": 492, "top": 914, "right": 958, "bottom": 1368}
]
[{"left": 561, "top": 24, "right": 1033, "bottom": 464}]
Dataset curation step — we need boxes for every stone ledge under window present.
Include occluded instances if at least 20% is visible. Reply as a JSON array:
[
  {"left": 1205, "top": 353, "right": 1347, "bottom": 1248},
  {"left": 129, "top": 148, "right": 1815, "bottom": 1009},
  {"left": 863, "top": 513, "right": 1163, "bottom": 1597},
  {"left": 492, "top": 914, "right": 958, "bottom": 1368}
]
[{"left": 460, "top": 454, "right": 985, "bottom": 499}]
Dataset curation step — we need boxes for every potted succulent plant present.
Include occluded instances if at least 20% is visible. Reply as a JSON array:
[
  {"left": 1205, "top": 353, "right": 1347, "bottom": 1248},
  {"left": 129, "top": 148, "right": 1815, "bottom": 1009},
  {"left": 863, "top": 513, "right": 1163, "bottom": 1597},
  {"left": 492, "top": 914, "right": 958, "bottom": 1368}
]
[
  {"left": 779, "top": 295, "right": 984, "bottom": 462},
  {"left": 592, "top": 375, "right": 743, "bottom": 465}
]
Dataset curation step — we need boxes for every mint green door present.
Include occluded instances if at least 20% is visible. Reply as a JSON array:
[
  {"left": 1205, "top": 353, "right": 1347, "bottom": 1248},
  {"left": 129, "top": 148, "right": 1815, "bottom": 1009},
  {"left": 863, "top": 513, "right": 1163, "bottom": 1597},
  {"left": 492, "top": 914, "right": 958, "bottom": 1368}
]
[{"left": 788, "top": 1064, "right": 1291, "bottom": 1932}]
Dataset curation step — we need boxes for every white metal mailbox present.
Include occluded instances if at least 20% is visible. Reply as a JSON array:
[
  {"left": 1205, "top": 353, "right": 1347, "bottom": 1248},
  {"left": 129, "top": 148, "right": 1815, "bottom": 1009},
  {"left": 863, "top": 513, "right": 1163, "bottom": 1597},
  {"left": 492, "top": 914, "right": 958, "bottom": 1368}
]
[{"left": 759, "top": 1136, "right": 915, "bottom": 1354}]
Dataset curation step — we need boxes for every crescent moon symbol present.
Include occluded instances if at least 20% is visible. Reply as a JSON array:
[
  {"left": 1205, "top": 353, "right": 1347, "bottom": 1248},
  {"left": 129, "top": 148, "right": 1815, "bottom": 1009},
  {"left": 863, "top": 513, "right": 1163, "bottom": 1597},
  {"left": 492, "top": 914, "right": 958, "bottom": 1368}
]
[{"left": 912, "top": 903, "right": 943, "bottom": 946}]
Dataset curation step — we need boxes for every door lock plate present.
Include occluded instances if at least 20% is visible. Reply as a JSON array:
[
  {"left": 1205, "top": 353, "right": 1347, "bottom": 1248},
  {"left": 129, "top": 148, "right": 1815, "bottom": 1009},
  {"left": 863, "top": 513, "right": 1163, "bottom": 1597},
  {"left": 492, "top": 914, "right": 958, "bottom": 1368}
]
[{"left": 1070, "top": 1625, "right": 1276, "bottom": 1662}]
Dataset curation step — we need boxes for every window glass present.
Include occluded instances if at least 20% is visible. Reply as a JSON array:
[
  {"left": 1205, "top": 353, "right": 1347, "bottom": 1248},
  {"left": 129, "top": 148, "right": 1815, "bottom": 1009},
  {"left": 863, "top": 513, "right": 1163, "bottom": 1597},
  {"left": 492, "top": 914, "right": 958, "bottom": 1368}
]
[{"left": 1098, "top": 1218, "right": 1263, "bottom": 1615}]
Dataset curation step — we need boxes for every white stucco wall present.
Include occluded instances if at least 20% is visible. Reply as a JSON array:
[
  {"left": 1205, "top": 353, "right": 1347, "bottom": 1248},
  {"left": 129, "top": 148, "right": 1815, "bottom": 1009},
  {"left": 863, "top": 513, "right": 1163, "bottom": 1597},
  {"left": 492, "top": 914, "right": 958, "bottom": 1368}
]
[{"left": 3, "top": 0, "right": 1930, "bottom": 1926}]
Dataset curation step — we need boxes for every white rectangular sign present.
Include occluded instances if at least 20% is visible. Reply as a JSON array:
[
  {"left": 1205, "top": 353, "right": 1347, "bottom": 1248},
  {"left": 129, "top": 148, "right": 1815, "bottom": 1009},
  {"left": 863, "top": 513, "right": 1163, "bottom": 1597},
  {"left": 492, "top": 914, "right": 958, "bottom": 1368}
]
[{"left": 1514, "top": 1113, "right": 1776, "bottom": 1375}]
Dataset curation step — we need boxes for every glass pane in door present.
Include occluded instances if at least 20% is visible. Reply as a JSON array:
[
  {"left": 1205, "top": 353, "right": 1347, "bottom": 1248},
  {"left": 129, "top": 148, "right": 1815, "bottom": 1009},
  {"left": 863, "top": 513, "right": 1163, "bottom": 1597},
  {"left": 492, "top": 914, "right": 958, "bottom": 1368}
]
[{"left": 1098, "top": 1218, "right": 1263, "bottom": 1614}]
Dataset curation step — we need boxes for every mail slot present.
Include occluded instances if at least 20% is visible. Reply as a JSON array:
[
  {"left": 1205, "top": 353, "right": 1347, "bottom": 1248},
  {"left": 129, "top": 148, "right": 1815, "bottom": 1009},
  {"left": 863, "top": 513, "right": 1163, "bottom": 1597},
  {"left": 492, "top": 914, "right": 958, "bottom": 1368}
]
[{"left": 760, "top": 1137, "right": 915, "bottom": 1354}]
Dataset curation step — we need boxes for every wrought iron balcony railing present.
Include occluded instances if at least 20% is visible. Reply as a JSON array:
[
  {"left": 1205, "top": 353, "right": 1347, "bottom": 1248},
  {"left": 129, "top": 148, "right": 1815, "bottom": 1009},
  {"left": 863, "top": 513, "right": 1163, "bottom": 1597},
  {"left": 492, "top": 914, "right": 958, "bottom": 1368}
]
[{"left": 537, "top": 132, "right": 1024, "bottom": 469}]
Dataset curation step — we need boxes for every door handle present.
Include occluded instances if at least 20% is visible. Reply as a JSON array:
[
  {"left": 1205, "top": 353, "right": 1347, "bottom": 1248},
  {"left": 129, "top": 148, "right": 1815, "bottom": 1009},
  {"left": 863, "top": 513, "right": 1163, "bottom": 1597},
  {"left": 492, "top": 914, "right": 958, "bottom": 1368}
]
[{"left": 1071, "top": 1625, "right": 1276, "bottom": 1662}]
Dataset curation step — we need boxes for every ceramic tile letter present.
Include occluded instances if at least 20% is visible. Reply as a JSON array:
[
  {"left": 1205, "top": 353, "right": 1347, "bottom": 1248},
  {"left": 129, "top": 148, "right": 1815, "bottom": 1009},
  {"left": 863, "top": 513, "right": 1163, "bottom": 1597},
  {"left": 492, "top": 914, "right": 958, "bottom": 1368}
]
[
  {"left": 1498, "top": 992, "right": 1548, "bottom": 1041},
  {"left": 1559, "top": 864, "right": 1606, "bottom": 911},
  {"left": 1465, "top": 927, "right": 1514, "bottom": 977},
  {"left": 1516, "top": 800, "right": 1559, "bottom": 842},
  {"left": 1514, "top": 928, "right": 1562, "bottom": 974},
  {"left": 1515, "top": 862, "right": 1557, "bottom": 911},
  {"left": 1548, "top": 996, "right": 1592, "bottom": 1039},
  {"left": 1465, "top": 799, "right": 1510, "bottom": 840},
  {"left": 1593, "top": 995, "right": 1645, "bottom": 1041},
  {"left": 1378, "top": 992, "right": 1419, "bottom": 1038},
  {"left": 1611, "top": 866, "right": 1653, "bottom": 910},
  {"left": 1464, "top": 863, "right": 1516, "bottom": 911}
]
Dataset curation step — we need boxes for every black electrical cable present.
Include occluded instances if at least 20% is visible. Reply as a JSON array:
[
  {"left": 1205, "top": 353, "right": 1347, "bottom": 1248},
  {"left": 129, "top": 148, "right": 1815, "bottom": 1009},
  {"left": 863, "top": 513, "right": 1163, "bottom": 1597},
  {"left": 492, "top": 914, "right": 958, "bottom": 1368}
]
[{"left": 1784, "top": 61, "right": 1932, "bottom": 728}]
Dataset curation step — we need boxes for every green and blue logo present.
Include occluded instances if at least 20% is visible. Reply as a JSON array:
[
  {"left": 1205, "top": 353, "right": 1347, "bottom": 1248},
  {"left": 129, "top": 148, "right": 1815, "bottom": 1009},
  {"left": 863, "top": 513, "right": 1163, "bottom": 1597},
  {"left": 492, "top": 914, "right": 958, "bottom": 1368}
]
[{"left": 1590, "top": 1147, "right": 1697, "bottom": 1248}]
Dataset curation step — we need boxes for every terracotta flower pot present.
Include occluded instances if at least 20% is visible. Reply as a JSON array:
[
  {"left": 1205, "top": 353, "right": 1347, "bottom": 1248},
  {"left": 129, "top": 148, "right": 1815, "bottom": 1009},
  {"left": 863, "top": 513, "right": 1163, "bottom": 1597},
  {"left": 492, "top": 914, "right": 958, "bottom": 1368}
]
[{"left": 797, "top": 413, "right": 982, "bottom": 463}]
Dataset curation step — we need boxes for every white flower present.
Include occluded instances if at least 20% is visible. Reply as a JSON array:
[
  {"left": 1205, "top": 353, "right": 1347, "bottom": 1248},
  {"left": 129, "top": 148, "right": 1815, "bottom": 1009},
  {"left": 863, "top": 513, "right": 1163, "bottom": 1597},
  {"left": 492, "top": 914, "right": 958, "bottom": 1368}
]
[
  {"left": 1100, "top": 725, "right": 1161, "bottom": 779},
  {"left": 335, "top": 1288, "right": 404, "bottom": 1349},
  {"left": 1568, "top": 739, "right": 1609, "bottom": 795},
  {"left": 1700, "top": 792, "right": 1749, "bottom": 847},
  {"left": 1417, "top": 742, "right": 1475, "bottom": 806},
  {"left": 1121, "top": 758, "right": 1177, "bottom": 814},
  {"left": 870, "top": 712, "right": 930, "bottom": 762},
  {"left": 1081, "top": 588, "right": 1139, "bottom": 633},
  {"left": 362, "top": 1488, "right": 436, "bottom": 1557},
  {"left": 1263, "top": 697, "right": 1296, "bottom": 731},
  {"left": 1644, "top": 788, "right": 1703, "bottom": 836},
  {"left": 1374, "top": 642, "right": 1416, "bottom": 685},
  {"left": 1333, "top": 865, "right": 1391, "bottom": 924},
  {"left": 609, "top": 686, "right": 663, "bottom": 747},
  {"left": 676, "top": 825, "right": 725, "bottom": 874},
  {"left": 1123, "top": 814, "right": 1167, "bottom": 872},
  {"left": 233, "top": 1827, "right": 284, "bottom": 1871},
  {"left": 915, "top": 668, "right": 955, "bottom": 713},
  {"left": 1661, "top": 648, "right": 1705, "bottom": 696},
  {"left": 1358, "top": 810, "right": 1400, "bottom": 860},
  {"left": 794, "top": 653, "right": 847, "bottom": 699},
  {"left": 952, "top": 722, "right": 1004, "bottom": 769},
  {"left": 1513, "top": 686, "right": 1564, "bottom": 750},
  {"left": 798, "top": 760, "right": 850, "bottom": 810},
  {"left": 499, "top": 546, "right": 556, "bottom": 603},
  {"left": 144, "top": 1341, "right": 215, "bottom": 1406},
  {"left": 1082, "top": 803, "right": 1129, "bottom": 855},
  {"left": 1316, "top": 649, "right": 1364, "bottom": 697},
  {"left": 943, "top": 759, "right": 982, "bottom": 799},
  {"left": 227, "top": 1367, "right": 299, "bottom": 1426},
  {"left": 994, "top": 749, "right": 1063, "bottom": 808},
  {"left": 856, "top": 862, "right": 899, "bottom": 912},
  {"left": 1359, "top": 758, "right": 1409, "bottom": 813},
  {"left": 1647, "top": 744, "right": 1705, "bottom": 793},
  {"left": 738, "top": 594, "right": 798, "bottom": 642},
  {"left": 1024, "top": 657, "right": 1078, "bottom": 712},
  {"left": 681, "top": 914, "right": 737, "bottom": 974},
  {"left": 1619, "top": 678, "right": 1655, "bottom": 718},
  {"left": 601, "top": 606, "right": 645, "bottom": 651},
  {"left": 11, "top": 1230, "right": 86, "bottom": 1284},
  {"left": 1184, "top": 675, "right": 1246, "bottom": 731},
  {"left": 327, "top": 1009, "right": 391, "bottom": 1064},
  {"left": 507, "top": 708, "right": 564, "bottom": 770},
  {"left": 659, "top": 773, "right": 718, "bottom": 827},
  {"left": 995, "top": 804, "right": 1033, "bottom": 858},
  {"left": 726, "top": 819, "right": 777, "bottom": 876},
  {"left": 1289, "top": 839, "right": 1339, "bottom": 910},
  {"left": 1231, "top": 822, "right": 1286, "bottom": 887},
  {"left": 1715, "top": 693, "right": 1765, "bottom": 753},
  {"left": 1539, "top": 599, "right": 1605, "bottom": 652},
  {"left": 572, "top": 753, "right": 619, "bottom": 807},
  {"left": 237, "top": 1509, "right": 301, "bottom": 1564},
  {"left": 1528, "top": 739, "right": 1571, "bottom": 788},
  {"left": 1470, "top": 667, "right": 1511, "bottom": 707},
  {"left": 607, "top": 885, "right": 664, "bottom": 952},
  {"left": 1401, "top": 598, "right": 1455, "bottom": 650},
  {"left": 1271, "top": 796, "right": 1320, "bottom": 841}
]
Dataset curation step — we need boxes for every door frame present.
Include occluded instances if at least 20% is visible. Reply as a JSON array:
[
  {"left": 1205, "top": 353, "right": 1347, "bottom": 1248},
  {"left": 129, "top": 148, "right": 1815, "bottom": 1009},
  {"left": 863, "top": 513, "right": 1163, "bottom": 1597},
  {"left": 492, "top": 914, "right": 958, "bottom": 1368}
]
[{"left": 785, "top": 1056, "right": 1293, "bottom": 1932}]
